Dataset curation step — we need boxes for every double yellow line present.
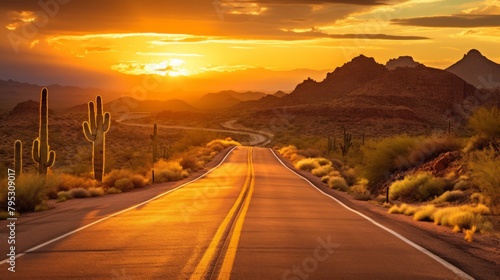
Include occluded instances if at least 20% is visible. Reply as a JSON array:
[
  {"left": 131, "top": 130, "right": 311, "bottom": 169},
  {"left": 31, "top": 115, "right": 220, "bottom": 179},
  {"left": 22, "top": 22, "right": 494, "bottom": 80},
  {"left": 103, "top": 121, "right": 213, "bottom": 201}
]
[{"left": 190, "top": 147, "right": 255, "bottom": 280}]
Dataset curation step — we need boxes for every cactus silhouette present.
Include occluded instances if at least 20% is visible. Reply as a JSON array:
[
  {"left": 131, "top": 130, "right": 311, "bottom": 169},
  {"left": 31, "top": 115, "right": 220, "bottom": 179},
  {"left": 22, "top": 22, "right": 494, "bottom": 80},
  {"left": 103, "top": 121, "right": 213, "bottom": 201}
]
[
  {"left": 83, "top": 96, "right": 111, "bottom": 181},
  {"left": 340, "top": 127, "right": 352, "bottom": 157},
  {"left": 150, "top": 123, "right": 158, "bottom": 164},
  {"left": 14, "top": 140, "right": 22, "bottom": 175},
  {"left": 32, "top": 88, "right": 56, "bottom": 175}
]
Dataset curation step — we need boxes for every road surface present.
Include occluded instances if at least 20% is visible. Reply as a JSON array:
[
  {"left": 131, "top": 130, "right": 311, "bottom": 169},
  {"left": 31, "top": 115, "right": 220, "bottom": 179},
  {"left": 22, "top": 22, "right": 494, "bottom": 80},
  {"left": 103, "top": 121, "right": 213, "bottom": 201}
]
[
  {"left": 0, "top": 147, "right": 470, "bottom": 279},
  {"left": 117, "top": 114, "right": 270, "bottom": 146}
]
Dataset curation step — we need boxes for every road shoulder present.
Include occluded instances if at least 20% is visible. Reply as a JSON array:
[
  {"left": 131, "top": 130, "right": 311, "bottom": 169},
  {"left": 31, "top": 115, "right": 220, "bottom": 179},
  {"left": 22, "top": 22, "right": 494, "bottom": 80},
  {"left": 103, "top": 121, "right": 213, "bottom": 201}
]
[{"left": 272, "top": 150, "right": 499, "bottom": 280}]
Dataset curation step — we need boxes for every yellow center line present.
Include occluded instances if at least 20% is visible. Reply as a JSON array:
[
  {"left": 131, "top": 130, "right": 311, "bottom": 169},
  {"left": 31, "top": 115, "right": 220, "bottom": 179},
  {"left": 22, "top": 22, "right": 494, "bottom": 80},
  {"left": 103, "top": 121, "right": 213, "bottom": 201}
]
[
  {"left": 217, "top": 147, "right": 255, "bottom": 279},
  {"left": 190, "top": 147, "right": 253, "bottom": 280}
]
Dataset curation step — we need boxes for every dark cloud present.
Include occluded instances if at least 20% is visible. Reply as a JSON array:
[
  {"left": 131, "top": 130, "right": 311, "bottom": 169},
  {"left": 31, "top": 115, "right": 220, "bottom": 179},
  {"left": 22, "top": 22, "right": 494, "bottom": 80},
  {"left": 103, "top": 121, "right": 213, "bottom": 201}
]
[
  {"left": 282, "top": 29, "right": 429, "bottom": 40},
  {"left": 392, "top": 15, "right": 500, "bottom": 27},
  {"left": 228, "top": 0, "right": 389, "bottom": 5}
]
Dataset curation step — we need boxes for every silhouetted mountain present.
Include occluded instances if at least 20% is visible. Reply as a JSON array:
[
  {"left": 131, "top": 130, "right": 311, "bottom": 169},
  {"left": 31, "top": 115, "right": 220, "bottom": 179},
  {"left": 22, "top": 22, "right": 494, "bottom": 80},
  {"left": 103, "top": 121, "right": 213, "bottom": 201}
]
[
  {"left": 237, "top": 54, "right": 499, "bottom": 134},
  {"left": 273, "top": 91, "right": 288, "bottom": 98},
  {"left": 386, "top": 56, "right": 422, "bottom": 70},
  {"left": 280, "top": 55, "right": 389, "bottom": 105},
  {"left": 194, "top": 90, "right": 268, "bottom": 110},
  {"left": 10, "top": 100, "right": 51, "bottom": 116},
  {"left": 446, "top": 49, "right": 500, "bottom": 89},
  {"left": 105, "top": 97, "right": 199, "bottom": 113},
  {"left": 346, "top": 65, "right": 477, "bottom": 123},
  {"left": 0, "top": 79, "right": 121, "bottom": 110}
]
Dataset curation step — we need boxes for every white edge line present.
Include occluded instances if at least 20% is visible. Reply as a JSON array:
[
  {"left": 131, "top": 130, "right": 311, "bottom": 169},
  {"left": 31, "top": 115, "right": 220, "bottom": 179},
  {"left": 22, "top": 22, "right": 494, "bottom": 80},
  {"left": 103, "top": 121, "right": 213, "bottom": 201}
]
[
  {"left": 269, "top": 149, "right": 474, "bottom": 280},
  {"left": 0, "top": 146, "right": 238, "bottom": 265}
]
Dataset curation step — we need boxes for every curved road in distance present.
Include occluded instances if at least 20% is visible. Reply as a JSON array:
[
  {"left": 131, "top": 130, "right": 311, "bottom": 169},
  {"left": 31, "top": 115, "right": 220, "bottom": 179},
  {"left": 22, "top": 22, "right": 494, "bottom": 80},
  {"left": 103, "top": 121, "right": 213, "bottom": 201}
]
[
  {"left": 0, "top": 147, "right": 470, "bottom": 279},
  {"left": 117, "top": 113, "right": 270, "bottom": 146}
]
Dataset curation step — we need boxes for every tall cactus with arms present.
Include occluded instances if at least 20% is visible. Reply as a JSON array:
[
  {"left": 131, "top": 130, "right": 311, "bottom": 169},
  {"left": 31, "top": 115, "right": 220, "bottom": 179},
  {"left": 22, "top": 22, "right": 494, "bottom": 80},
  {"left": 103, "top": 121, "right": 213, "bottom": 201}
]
[
  {"left": 83, "top": 96, "right": 111, "bottom": 181},
  {"left": 32, "top": 88, "right": 56, "bottom": 175}
]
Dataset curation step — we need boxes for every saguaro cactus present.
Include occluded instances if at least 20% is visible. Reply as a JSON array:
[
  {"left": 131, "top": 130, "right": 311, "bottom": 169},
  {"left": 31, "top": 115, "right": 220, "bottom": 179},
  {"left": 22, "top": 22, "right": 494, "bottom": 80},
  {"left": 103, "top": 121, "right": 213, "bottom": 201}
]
[
  {"left": 150, "top": 123, "right": 158, "bottom": 164},
  {"left": 83, "top": 96, "right": 111, "bottom": 182},
  {"left": 14, "top": 140, "right": 22, "bottom": 175},
  {"left": 32, "top": 88, "right": 56, "bottom": 175},
  {"left": 340, "top": 127, "right": 352, "bottom": 157}
]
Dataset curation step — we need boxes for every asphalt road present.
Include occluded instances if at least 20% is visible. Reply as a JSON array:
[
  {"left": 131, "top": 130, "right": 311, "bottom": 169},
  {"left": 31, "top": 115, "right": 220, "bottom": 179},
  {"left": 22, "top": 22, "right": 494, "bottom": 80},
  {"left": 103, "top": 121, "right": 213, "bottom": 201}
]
[
  {"left": 117, "top": 114, "right": 270, "bottom": 146},
  {"left": 0, "top": 147, "right": 471, "bottom": 279}
]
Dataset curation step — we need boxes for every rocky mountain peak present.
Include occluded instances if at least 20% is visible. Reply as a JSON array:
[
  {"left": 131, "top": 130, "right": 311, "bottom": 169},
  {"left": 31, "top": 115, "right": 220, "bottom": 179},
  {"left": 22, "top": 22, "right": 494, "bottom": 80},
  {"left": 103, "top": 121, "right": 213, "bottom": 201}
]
[{"left": 386, "top": 56, "right": 422, "bottom": 70}]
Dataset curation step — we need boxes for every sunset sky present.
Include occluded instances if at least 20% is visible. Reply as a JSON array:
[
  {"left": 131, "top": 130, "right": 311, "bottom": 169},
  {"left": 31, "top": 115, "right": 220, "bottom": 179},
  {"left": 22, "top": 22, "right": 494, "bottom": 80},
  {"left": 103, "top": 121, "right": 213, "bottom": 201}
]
[{"left": 1, "top": 0, "right": 499, "bottom": 95}]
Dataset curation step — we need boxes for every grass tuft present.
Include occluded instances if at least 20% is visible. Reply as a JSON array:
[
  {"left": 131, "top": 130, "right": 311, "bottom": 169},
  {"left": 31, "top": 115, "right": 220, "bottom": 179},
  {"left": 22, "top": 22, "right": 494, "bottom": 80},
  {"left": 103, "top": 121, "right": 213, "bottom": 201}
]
[
  {"left": 327, "top": 176, "right": 349, "bottom": 191},
  {"left": 389, "top": 172, "right": 447, "bottom": 202},
  {"left": 413, "top": 205, "right": 436, "bottom": 221},
  {"left": 432, "top": 190, "right": 466, "bottom": 204}
]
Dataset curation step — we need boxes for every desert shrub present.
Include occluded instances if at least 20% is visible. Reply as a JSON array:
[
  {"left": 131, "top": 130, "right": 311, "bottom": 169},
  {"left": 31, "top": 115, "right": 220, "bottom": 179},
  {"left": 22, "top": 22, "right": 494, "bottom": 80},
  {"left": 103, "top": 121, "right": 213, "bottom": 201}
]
[
  {"left": 208, "top": 143, "right": 225, "bottom": 152},
  {"left": 320, "top": 175, "right": 330, "bottom": 183},
  {"left": 57, "top": 191, "right": 73, "bottom": 201},
  {"left": 433, "top": 204, "right": 491, "bottom": 232},
  {"left": 154, "top": 160, "right": 189, "bottom": 183},
  {"left": 129, "top": 174, "right": 148, "bottom": 188},
  {"left": 389, "top": 172, "right": 447, "bottom": 201},
  {"left": 468, "top": 147, "right": 500, "bottom": 213},
  {"left": 294, "top": 158, "right": 320, "bottom": 172},
  {"left": 69, "top": 188, "right": 91, "bottom": 198},
  {"left": 12, "top": 173, "right": 47, "bottom": 212},
  {"left": 316, "top": 158, "right": 331, "bottom": 166},
  {"left": 179, "top": 156, "right": 203, "bottom": 172},
  {"left": 432, "top": 190, "right": 467, "bottom": 204},
  {"left": 103, "top": 169, "right": 147, "bottom": 190},
  {"left": 107, "top": 187, "right": 123, "bottom": 194},
  {"left": 413, "top": 205, "right": 436, "bottom": 221},
  {"left": 312, "top": 165, "right": 333, "bottom": 177},
  {"left": 388, "top": 203, "right": 415, "bottom": 214},
  {"left": 361, "top": 135, "right": 416, "bottom": 187},
  {"left": 206, "top": 137, "right": 241, "bottom": 149},
  {"left": 328, "top": 176, "right": 349, "bottom": 191},
  {"left": 88, "top": 187, "right": 105, "bottom": 197},
  {"left": 468, "top": 106, "right": 500, "bottom": 139},
  {"left": 470, "top": 192, "right": 489, "bottom": 205},
  {"left": 453, "top": 180, "right": 470, "bottom": 191},
  {"left": 45, "top": 173, "right": 96, "bottom": 199},
  {"left": 404, "top": 136, "right": 462, "bottom": 168},
  {"left": 349, "top": 179, "right": 371, "bottom": 201},
  {"left": 298, "top": 148, "right": 322, "bottom": 159},
  {"left": 114, "top": 178, "right": 135, "bottom": 192},
  {"left": 279, "top": 145, "right": 298, "bottom": 159},
  {"left": 340, "top": 168, "right": 357, "bottom": 186},
  {"left": 330, "top": 159, "right": 344, "bottom": 170}
]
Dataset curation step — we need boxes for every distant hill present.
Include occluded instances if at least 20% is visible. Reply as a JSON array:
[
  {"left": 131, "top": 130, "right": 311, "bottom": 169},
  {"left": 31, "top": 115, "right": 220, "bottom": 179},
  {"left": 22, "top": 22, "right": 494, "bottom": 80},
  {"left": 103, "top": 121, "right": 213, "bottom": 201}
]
[
  {"left": 273, "top": 91, "right": 288, "bottom": 98},
  {"left": 104, "top": 97, "right": 200, "bottom": 113},
  {"left": 0, "top": 79, "right": 122, "bottom": 110},
  {"left": 446, "top": 49, "right": 500, "bottom": 89},
  {"left": 9, "top": 100, "right": 51, "bottom": 116},
  {"left": 386, "top": 56, "right": 422, "bottom": 70},
  {"left": 194, "top": 90, "right": 268, "bottom": 110}
]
